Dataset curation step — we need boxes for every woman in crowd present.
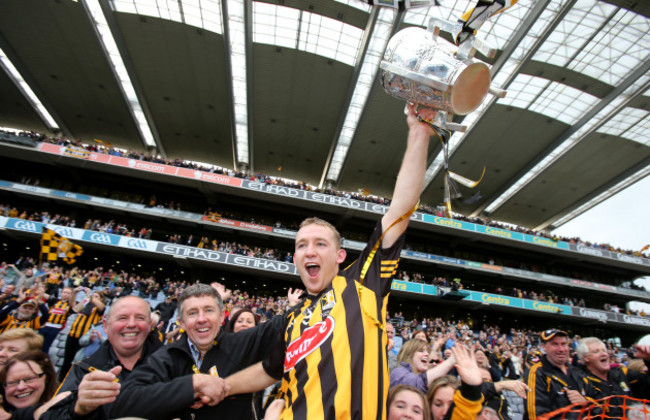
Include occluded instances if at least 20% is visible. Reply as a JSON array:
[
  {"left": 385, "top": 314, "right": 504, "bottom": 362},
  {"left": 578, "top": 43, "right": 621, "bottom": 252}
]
[
  {"left": 387, "top": 384, "right": 430, "bottom": 420},
  {"left": 427, "top": 345, "right": 484, "bottom": 420},
  {"left": 0, "top": 351, "right": 57, "bottom": 418},
  {"left": 412, "top": 328, "right": 429, "bottom": 343},
  {"left": 0, "top": 329, "right": 43, "bottom": 367},
  {"left": 428, "top": 375, "right": 461, "bottom": 420},
  {"left": 225, "top": 309, "right": 258, "bottom": 333},
  {"left": 475, "top": 347, "right": 529, "bottom": 420},
  {"left": 390, "top": 338, "right": 456, "bottom": 392}
]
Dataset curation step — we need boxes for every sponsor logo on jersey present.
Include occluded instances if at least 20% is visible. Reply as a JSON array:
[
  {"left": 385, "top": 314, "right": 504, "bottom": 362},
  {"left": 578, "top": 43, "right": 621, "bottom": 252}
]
[{"left": 285, "top": 316, "right": 335, "bottom": 372}]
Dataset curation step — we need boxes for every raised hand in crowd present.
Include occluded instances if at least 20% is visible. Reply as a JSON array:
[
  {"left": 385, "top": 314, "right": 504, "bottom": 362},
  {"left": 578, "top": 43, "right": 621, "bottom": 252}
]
[
  {"left": 287, "top": 288, "right": 304, "bottom": 307},
  {"left": 451, "top": 344, "right": 482, "bottom": 386},
  {"left": 633, "top": 344, "right": 650, "bottom": 360},
  {"left": 74, "top": 366, "right": 122, "bottom": 415},
  {"left": 16, "top": 286, "right": 27, "bottom": 303},
  {"left": 210, "top": 282, "right": 232, "bottom": 300},
  {"left": 432, "top": 333, "right": 448, "bottom": 350}
]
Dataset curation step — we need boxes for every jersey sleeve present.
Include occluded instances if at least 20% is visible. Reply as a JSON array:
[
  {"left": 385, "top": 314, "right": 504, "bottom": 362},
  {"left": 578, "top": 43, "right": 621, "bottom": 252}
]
[
  {"left": 342, "top": 220, "right": 405, "bottom": 297},
  {"left": 262, "top": 311, "right": 292, "bottom": 380}
]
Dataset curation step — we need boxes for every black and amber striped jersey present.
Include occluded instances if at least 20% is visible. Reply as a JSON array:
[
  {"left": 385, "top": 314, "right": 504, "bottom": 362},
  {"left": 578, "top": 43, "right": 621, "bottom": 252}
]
[
  {"left": 0, "top": 301, "right": 48, "bottom": 333},
  {"left": 46, "top": 300, "right": 72, "bottom": 326},
  {"left": 46, "top": 272, "right": 62, "bottom": 285},
  {"left": 68, "top": 305, "right": 103, "bottom": 339},
  {"left": 264, "top": 221, "right": 403, "bottom": 420}
]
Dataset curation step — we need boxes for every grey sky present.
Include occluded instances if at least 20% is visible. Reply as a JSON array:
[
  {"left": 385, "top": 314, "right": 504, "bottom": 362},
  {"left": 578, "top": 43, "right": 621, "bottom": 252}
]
[{"left": 552, "top": 174, "right": 650, "bottom": 312}]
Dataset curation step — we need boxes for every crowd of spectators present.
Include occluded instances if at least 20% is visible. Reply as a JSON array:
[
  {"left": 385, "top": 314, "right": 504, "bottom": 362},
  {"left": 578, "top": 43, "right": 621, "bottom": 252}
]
[
  {"left": 4, "top": 171, "right": 648, "bottom": 287},
  {"left": 7, "top": 170, "right": 649, "bottom": 291},
  {"left": 0, "top": 257, "right": 646, "bottom": 419},
  {"left": 3, "top": 129, "right": 648, "bottom": 260},
  {"left": 1, "top": 201, "right": 646, "bottom": 318}
]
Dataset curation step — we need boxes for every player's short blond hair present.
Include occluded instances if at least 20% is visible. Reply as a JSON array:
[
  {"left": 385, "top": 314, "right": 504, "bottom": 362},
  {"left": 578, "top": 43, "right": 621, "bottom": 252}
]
[{"left": 299, "top": 217, "right": 341, "bottom": 248}]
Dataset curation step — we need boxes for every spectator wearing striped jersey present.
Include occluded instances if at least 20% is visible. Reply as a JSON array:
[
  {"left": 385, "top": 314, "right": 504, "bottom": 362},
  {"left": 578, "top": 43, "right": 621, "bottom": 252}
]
[
  {"left": 225, "top": 103, "right": 434, "bottom": 419},
  {"left": 0, "top": 286, "right": 48, "bottom": 335},
  {"left": 58, "top": 289, "right": 105, "bottom": 381},
  {"left": 39, "top": 286, "right": 77, "bottom": 353}
]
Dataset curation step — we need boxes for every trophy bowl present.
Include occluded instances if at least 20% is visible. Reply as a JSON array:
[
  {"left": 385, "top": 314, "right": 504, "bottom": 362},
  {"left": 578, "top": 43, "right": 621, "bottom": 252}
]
[{"left": 380, "top": 27, "right": 491, "bottom": 116}]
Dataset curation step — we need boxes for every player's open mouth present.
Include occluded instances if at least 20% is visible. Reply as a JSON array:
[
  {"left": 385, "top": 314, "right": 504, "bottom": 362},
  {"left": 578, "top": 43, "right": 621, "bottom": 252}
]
[
  {"left": 306, "top": 263, "right": 320, "bottom": 277},
  {"left": 14, "top": 391, "right": 34, "bottom": 399}
]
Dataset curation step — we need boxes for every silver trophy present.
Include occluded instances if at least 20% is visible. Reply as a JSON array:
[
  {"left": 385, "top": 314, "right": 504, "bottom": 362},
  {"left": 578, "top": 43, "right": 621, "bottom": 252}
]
[
  {"left": 380, "top": 18, "right": 506, "bottom": 132},
  {"left": 380, "top": 16, "right": 509, "bottom": 217}
]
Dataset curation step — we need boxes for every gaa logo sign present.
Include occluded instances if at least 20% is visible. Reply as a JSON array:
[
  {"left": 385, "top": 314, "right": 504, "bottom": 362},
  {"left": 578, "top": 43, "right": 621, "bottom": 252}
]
[
  {"left": 125, "top": 239, "right": 147, "bottom": 249},
  {"left": 52, "top": 227, "right": 74, "bottom": 238},
  {"left": 89, "top": 233, "right": 112, "bottom": 244},
  {"left": 13, "top": 220, "right": 38, "bottom": 232}
]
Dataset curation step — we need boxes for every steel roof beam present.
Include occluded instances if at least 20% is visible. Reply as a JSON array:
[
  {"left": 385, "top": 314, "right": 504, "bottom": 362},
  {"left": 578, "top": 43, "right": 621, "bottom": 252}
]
[
  {"left": 479, "top": 56, "right": 650, "bottom": 220},
  {"left": 0, "top": 32, "right": 70, "bottom": 136},
  {"left": 82, "top": 0, "right": 165, "bottom": 155}
]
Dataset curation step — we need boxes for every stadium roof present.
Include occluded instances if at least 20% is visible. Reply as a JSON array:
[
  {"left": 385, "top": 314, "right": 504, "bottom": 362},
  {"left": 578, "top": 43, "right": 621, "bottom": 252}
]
[{"left": 0, "top": 0, "right": 649, "bottom": 231}]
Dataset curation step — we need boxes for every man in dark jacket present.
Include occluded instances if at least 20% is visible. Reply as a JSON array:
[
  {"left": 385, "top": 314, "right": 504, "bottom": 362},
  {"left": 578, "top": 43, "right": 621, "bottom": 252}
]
[
  {"left": 109, "top": 283, "right": 282, "bottom": 420},
  {"left": 58, "top": 295, "right": 161, "bottom": 392},
  {"left": 523, "top": 329, "right": 587, "bottom": 420},
  {"left": 577, "top": 336, "right": 630, "bottom": 417},
  {"left": 155, "top": 294, "right": 177, "bottom": 332},
  {"left": 39, "top": 295, "right": 161, "bottom": 418}
]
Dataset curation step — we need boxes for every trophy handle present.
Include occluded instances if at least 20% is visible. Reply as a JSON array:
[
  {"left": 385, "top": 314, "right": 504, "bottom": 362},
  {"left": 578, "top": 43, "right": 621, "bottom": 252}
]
[
  {"left": 489, "top": 86, "right": 507, "bottom": 98},
  {"left": 427, "top": 18, "right": 455, "bottom": 35},
  {"left": 380, "top": 61, "right": 451, "bottom": 92},
  {"left": 427, "top": 17, "right": 497, "bottom": 61}
]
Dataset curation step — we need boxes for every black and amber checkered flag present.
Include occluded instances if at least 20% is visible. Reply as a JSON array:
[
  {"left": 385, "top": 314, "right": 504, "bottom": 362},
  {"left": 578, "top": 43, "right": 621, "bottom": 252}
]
[
  {"left": 40, "top": 228, "right": 62, "bottom": 261},
  {"left": 40, "top": 228, "right": 84, "bottom": 265},
  {"left": 63, "top": 243, "right": 83, "bottom": 265}
]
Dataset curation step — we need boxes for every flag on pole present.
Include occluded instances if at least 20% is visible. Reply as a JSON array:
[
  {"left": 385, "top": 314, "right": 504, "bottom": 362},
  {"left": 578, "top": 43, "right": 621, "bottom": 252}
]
[
  {"left": 40, "top": 228, "right": 84, "bottom": 265},
  {"left": 40, "top": 228, "right": 61, "bottom": 261}
]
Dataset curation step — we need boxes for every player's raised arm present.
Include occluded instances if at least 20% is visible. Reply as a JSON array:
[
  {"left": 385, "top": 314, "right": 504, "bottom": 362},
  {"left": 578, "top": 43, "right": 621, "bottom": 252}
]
[{"left": 382, "top": 104, "right": 434, "bottom": 248}]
